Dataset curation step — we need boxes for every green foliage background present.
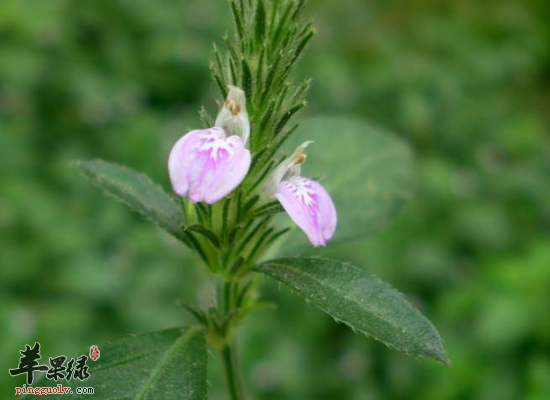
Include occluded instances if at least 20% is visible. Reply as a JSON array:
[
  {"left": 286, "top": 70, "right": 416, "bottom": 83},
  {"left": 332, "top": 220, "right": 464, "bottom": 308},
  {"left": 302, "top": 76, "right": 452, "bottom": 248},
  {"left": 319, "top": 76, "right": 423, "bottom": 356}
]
[{"left": 1, "top": 0, "right": 550, "bottom": 399}]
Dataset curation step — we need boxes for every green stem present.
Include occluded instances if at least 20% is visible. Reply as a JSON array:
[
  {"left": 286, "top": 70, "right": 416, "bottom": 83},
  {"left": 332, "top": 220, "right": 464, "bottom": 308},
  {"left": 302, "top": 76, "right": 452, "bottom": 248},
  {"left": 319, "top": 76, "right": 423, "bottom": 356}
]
[
  {"left": 217, "top": 280, "right": 247, "bottom": 400},
  {"left": 221, "top": 343, "right": 246, "bottom": 400}
]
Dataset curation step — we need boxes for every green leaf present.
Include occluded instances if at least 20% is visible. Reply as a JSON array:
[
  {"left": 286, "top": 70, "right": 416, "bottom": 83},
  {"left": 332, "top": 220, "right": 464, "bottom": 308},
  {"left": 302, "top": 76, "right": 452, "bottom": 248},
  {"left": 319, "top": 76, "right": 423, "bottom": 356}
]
[
  {"left": 255, "top": 257, "right": 448, "bottom": 364},
  {"left": 24, "top": 327, "right": 207, "bottom": 400},
  {"left": 76, "top": 159, "right": 185, "bottom": 239},
  {"left": 284, "top": 116, "right": 415, "bottom": 245}
]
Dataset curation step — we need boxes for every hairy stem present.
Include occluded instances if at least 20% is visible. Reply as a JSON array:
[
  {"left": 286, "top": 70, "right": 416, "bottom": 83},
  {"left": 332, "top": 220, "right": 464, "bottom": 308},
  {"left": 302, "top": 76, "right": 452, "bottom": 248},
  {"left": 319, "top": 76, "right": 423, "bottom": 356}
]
[{"left": 221, "top": 343, "right": 246, "bottom": 400}]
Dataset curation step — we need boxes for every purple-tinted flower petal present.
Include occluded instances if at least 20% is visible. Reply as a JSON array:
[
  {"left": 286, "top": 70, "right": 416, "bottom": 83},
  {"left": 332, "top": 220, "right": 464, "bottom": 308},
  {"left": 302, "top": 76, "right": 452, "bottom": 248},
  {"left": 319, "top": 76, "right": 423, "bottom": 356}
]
[
  {"left": 168, "top": 127, "right": 251, "bottom": 204},
  {"left": 275, "top": 177, "right": 337, "bottom": 247}
]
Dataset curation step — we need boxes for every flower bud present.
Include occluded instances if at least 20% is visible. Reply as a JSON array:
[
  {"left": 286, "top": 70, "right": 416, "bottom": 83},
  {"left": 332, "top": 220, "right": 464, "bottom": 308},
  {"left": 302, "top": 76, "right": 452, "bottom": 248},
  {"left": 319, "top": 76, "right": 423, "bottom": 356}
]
[{"left": 215, "top": 85, "right": 250, "bottom": 145}]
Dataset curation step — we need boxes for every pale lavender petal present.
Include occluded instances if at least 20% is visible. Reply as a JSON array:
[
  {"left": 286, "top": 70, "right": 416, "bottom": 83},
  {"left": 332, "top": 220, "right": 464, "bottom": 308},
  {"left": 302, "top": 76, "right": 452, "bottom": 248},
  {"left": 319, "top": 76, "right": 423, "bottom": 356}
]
[
  {"left": 168, "top": 127, "right": 251, "bottom": 204},
  {"left": 203, "top": 136, "right": 251, "bottom": 204},
  {"left": 168, "top": 130, "right": 197, "bottom": 197},
  {"left": 275, "top": 177, "right": 337, "bottom": 247}
]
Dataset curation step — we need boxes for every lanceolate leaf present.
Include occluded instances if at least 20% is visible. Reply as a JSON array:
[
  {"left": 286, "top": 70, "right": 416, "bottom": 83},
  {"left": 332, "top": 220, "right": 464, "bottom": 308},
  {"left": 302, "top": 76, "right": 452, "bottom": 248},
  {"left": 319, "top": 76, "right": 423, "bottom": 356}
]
[
  {"left": 76, "top": 159, "right": 185, "bottom": 240},
  {"left": 255, "top": 257, "right": 448, "bottom": 364},
  {"left": 283, "top": 116, "right": 415, "bottom": 246},
  {"left": 23, "top": 327, "right": 207, "bottom": 400}
]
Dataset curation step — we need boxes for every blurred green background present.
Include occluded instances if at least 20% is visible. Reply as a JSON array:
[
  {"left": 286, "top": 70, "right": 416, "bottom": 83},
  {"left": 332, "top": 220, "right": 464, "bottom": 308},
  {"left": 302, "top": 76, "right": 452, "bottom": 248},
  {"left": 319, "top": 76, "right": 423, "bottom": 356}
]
[{"left": 2, "top": 0, "right": 550, "bottom": 399}]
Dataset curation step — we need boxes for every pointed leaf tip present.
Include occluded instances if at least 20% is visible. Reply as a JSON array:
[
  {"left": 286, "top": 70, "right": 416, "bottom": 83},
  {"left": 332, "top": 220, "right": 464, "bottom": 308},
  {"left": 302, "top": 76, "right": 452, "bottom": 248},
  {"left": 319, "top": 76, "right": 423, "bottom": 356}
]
[{"left": 255, "top": 257, "right": 448, "bottom": 364}]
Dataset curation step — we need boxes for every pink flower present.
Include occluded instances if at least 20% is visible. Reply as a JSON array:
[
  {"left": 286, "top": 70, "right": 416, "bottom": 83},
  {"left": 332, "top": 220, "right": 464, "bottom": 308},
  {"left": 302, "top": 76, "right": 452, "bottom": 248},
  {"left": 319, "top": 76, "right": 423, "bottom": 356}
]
[
  {"left": 168, "top": 127, "right": 251, "bottom": 204},
  {"left": 264, "top": 142, "right": 337, "bottom": 247},
  {"left": 168, "top": 86, "right": 251, "bottom": 204}
]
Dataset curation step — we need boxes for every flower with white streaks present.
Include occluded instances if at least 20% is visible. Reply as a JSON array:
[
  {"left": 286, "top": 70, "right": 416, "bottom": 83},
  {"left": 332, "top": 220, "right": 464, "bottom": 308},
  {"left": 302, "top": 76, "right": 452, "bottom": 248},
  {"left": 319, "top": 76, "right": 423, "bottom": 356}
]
[
  {"left": 264, "top": 142, "right": 337, "bottom": 247},
  {"left": 168, "top": 86, "right": 251, "bottom": 204}
]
